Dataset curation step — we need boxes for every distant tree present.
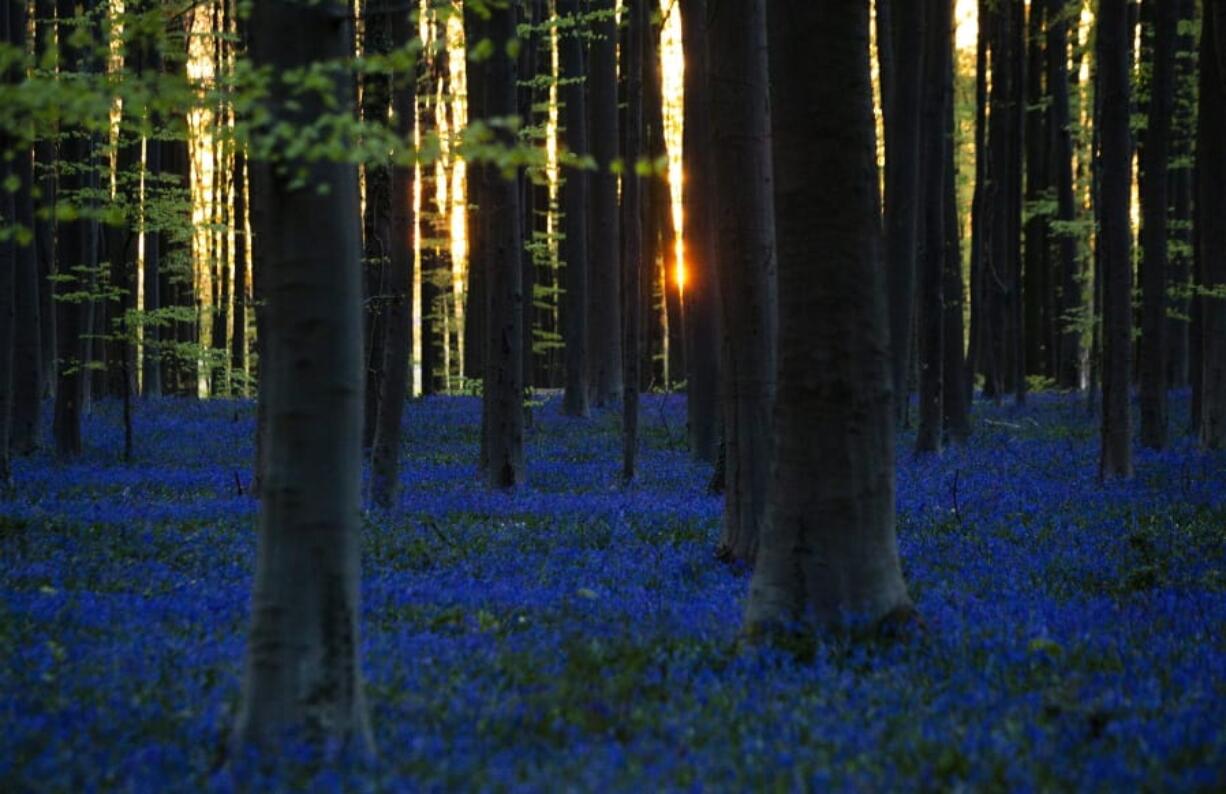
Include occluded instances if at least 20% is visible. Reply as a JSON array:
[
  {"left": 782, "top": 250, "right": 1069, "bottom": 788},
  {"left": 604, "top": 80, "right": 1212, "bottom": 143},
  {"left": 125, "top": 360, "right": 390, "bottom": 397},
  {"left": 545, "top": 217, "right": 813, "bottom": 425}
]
[
  {"left": 708, "top": 0, "right": 775, "bottom": 565},
  {"left": 587, "top": 0, "right": 622, "bottom": 407},
  {"left": 679, "top": 0, "right": 720, "bottom": 465},
  {"left": 1097, "top": 0, "right": 1133, "bottom": 478},
  {"left": 559, "top": 0, "right": 590, "bottom": 417},
  {"left": 1023, "top": 0, "right": 1051, "bottom": 382},
  {"left": 1166, "top": 0, "right": 1197, "bottom": 390},
  {"left": 1049, "top": 0, "right": 1082, "bottom": 390},
  {"left": 621, "top": 0, "right": 644, "bottom": 484},
  {"left": 967, "top": 0, "right": 989, "bottom": 404},
  {"left": 1199, "top": 0, "right": 1226, "bottom": 449},
  {"left": 941, "top": 36, "right": 970, "bottom": 444},
  {"left": 1138, "top": 0, "right": 1177, "bottom": 450},
  {"left": 232, "top": 0, "right": 372, "bottom": 752},
  {"left": 747, "top": 0, "right": 913, "bottom": 633},
  {"left": 370, "top": 5, "right": 415, "bottom": 508}
]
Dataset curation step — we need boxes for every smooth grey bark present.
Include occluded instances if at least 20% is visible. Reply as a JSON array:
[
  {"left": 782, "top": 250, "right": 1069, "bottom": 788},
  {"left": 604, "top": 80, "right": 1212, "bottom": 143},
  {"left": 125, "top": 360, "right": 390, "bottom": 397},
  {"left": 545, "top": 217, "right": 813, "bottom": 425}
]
[
  {"left": 882, "top": 0, "right": 924, "bottom": 422},
  {"left": 708, "top": 0, "right": 776, "bottom": 566},
  {"left": 559, "top": 0, "right": 590, "bottom": 417},
  {"left": 1138, "top": 0, "right": 1176, "bottom": 450},
  {"left": 621, "top": 0, "right": 644, "bottom": 484},
  {"left": 747, "top": 0, "right": 913, "bottom": 633},
  {"left": 679, "top": 0, "right": 720, "bottom": 465},
  {"left": 233, "top": 0, "right": 372, "bottom": 754},
  {"left": 370, "top": 7, "right": 414, "bottom": 509},
  {"left": 1199, "top": 0, "right": 1226, "bottom": 449},
  {"left": 915, "top": 0, "right": 952, "bottom": 456},
  {"left": 587, "top": 0, "right": 622, "bottom": 407},
  {"left": 479, "top": 2, "right": 525, "bottom": 489},
  {"left": 1097, "top": 0, "right": 1133, "bottom": 478}
]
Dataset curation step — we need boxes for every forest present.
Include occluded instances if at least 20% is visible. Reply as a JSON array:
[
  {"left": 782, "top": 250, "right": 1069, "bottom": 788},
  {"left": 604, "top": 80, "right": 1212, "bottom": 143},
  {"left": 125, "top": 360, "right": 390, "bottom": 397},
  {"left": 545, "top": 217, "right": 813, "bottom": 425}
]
[{"left": 1, "top": 0, "right": 1225, "bottom": 789}]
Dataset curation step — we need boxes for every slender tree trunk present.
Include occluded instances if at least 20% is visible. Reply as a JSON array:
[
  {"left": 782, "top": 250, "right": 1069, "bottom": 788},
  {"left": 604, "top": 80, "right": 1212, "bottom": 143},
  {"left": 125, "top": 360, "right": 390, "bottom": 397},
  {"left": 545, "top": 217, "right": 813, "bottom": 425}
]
[
  {"left": 915, "top": 0, "right": 952, "bottom": 456},
  {"left": 1199, "top": 0, "right": 1226, "bottom": 449},
  {"left": 709, "top": 0, "right": 776, "bottom": 566},
  {"left": 968, "top": 0, "right": 989, "bottom": 404},
  {"left": 233, "top": 0, "right": 372, "bottom": 754},
  {"left": 587, "top": 0, "right": 622, "bottom": 407},
  {"left": 231, "top": 151, "right": 247, "bottom": 392},
  {"left": 1024, "top": 0, "right": 1050, "bottom": 380},
  {"left": 0, "top": 0, "right": 16, "bottom": 482},
  {"left": 680, "top": 0, "right": 720, "bottom": 464},
  {"left": 882, "top": 0, "right": 924, "bottom": 421},
  {"left": 1048, "top": 0, "right": 1082, "bottom": 389},
  {"left": 1166, "top": 0, "right": 1197, "bottom": 391},
  {"left": 942, "top": 46, "right": 970, "bottom": 444},
  {"left": 559, "top": 0, "right": 590, "bottom": 417},
  {"left": 478, "top": 3, "right": 526, "bottom": 489},
  {"left": 621, "top": 0, "right": 644, "bottom": 484},
  {"left": 420, "top": 15, "right": 445, "bottom": 397},
  {"left": 747, "top": 0, "right": 912, "bottom": 633},
  {"left": 1138, "top": 0, "right": 1176, "bottom": 449},
  {"left": 34, "top": 0, "right": 56, "bottom": 402},
  {"left": 362, "top": 0, "right": 392, "bottom": 449},
  {"left": 1097, "top": 0, "right": 1134, "bottom": 478}
]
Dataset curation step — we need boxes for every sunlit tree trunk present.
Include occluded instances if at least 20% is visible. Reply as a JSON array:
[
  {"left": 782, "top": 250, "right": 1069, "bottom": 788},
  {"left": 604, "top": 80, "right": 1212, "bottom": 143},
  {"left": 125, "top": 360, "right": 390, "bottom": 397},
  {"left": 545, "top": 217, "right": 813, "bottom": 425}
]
[
  {"left": 709, "top": 0, "right": 775, "bottom": 565},
  {"left": 559, "top": 0, "right": 590, "bottom": 417},
  {"left": 915, "top": 0, "right": 952, "bottom": 456},
  {"left": 1138, "top": 0, "right": 1176, "bottom": 450},
  {"left": 233, "top": 0, "right": 372, "bottom": 753},
  {"left": 747, "top": 0, "right": 912, "bottom": 633},
  {"left": 1097, "top": 0, "right": 1133, "bottom": 478},
  {"left": 942, "top": 50, "right": 970, "bottom": 444},
  {"left": 679, "top": 0, "right": 720, "bottom": 464},
  {"left": 370, "top": 6, "right": 415, "bottom": 509},
  {"left": 1198, "top": 0, "right": 1226, "bottom": 449}
]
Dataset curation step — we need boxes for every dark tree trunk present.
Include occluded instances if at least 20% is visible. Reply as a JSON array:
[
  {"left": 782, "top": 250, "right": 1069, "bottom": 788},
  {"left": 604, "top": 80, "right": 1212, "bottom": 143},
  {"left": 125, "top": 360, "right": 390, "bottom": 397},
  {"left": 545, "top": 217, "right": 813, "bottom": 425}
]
[
  {"left": 1138, "top": 0, "right": 1177, "bottom": 449},
  {"left": 231, "top": 152, "right": 247, "bottom": 391},
  {"left": 882, "top": 0, "right": 924, "bottom": 421},
  {"left": 478, "top": 3, "right": 525, "bottom": 489},
  {"left": 519, "top": 0, "right": 540, "bottom": 392},
  {"left": 233, "top": 0, "right": 372, "bottom": 753},
  {"left": 968, "top": 0, "right": 989, "bottom": 405},
  {"left": 621, "top": 0, "right": 644, "bottom": 484},
  {"left": 34, "top": 0, "right": 56, "bottom": 402},
  {"left": 1097, "top": 0, "right": 1134, "bottom": 478},
  {"left": 1008, "top": 0, "right": 1026, "bottom": 403},
  {"left": 420, "top": 16, "right": 446, "bottom": 397},
  {"left": 587, "top": 0, "right": 622, "bottom": 407},
  {"left": 1199, "top": 0, "right": 1226, "bottom": 449},
  {"left": 52, "top": 0, "right": 100, "bottom": 461},
  {"left": 747, "top": 0, "right": 912, "bottom": 633},
  {"left": 1166, "top": 0, "right": 1197, "bottom": 391},
  {"left": 370, "top": 7, "right": 415, "bottom": 509},
  {"left": 708, "top": 0, "right": 776, "bottom": 566},
  {"left": 915, "top": 0, "right": 952, "bottom": 456},
  {"left": 680, "top": 0, "right": 720, "bottom": 464},
  {"left": 1024, "top": 0, "right": 1050, "bottom": 380},
  {"left": 559, "top": 0, "right": 590, "bottom": 416},
  {"left": 1048, "top": 0, "right": 1082, "bottom": 389},
  {"left": 942, "top": 46, "right": 970, "bottom": 444}
]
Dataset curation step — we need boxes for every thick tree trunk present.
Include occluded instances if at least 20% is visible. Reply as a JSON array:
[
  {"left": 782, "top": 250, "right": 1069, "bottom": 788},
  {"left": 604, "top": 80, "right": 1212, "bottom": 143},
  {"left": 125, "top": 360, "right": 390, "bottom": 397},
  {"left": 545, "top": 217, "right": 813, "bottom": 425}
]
[
  {"left": 1097, "top": 0, "right": 1134, "bottom": 478},
  {"left": 882, "top": 0, "right": 924, "bottom": 421},
  {"left": 915, "top": 0, "right": 952, "bottom": 456},
  {"left": 559, "top": 0, "right": 589, "bottom": 417},
  {"left": 370, "top": 7, "right": 415, "bottom": 509},
  {"left": 709, "top": 0, "right": 776, "bottom": 566},
  {"left": 1023, "top": 0, "right": 1050, "bottom": 380},
  {"left": 747, "top": 0, "right": 912, "bottom": 633},
  {"left": 479, "top": 3, "right": 526, "bottom": 489},
  {"left": 362, "top": 1, "right": 392, "bottom": 449},
  {"left": 587, "top": 0, "right": 622, "bottom": 407},
  {"left": 233, "top": 0, "right": 372, "bottom": 754},
  {"left": 1166, "top": 0, "right": 1197, "bottom": 391},
  {"left": 1199, "top": 0, "right": 1226, "bottom": 449},
  {"left": 1048, "top": 0, "right": 1082, "bottom": 389},
  {"left": 679, "top": 0, "right": 720, "bottom": 464},
  {"left": 621, "top": 0, "right": 644, "bottom": 484},
  {"left": 1138, "top": 0, "right": 1176, "bottom": 449}
]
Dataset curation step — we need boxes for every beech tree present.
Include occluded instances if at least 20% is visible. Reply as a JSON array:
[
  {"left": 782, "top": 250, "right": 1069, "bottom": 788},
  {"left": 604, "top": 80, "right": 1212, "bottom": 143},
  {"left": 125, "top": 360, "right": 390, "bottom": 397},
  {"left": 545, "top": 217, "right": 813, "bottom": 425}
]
[
  {"left": 232, "top": 0, "right": 372, "bottom": 752},
  {"left": 621, "top": 0, "right": 644, "bottom": 484},
  {"left": 1097, "top": 0, "right": 1133, "bottom": 478},
  {"left": 1199, "top": 0, "right": 1226, "bottom": 449},
  {"left": 1049, "top": 0, "right": 1082, "bottom": 390},
  {"left": 709, "top": 0, "right": 776, "bottom": 565},
  {"left": 559, "top": 0, "right": 590, "bottom": 418},
  {"left": 747, "top": 0, "right": 912, "bottom": 632}
]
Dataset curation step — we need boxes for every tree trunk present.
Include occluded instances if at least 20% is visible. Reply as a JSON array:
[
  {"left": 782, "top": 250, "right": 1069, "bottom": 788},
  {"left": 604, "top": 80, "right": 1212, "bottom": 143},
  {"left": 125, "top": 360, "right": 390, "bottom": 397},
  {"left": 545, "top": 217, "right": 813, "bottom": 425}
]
[
  {"left": 709, "top": 0, "right": 776, "bottom": 566},
  {"left": 747, "top": 0, "right": 912, "bottom": 633},
  {"left": 1024, "top": 0, "right": 1050, "bottom": 381},
  {"left": 1097, "top": 0, "right": 1134, "bottom": 478},
  {"left": 362, "top": 0, "right": 392, "bottom": 449},
  {"left": 587, "top": 0, "right": 622, "bottom": 407},
  {"left": 882, "top": 0, "right": 924, "bottom": 421},
  {"left": 1199, "top": 0, "right": 1226, "bottom": 449},
  {"left": 478, "top": 3, "right": 526, "bottom": 489},
  {"left": 233, "top": 0, "right": 372, "bottom": 754},
  {"left": 1048, "top": 0, "right": 1082, "bottom": 390},
  {"left": 1138, "top": 0, "right": 1176, "bottom": 449},
  {"left": 680, "top": 0, "right": 720, "bottom": 464},
  {"left": 967, "top": 0, "right": 989, "bottom": 404},
  {"left": 559, "top": 0, "right": 590, "bottom": 417},
  {"left": 942, "top": 47, "right": 970, "bottom": 444},
  {"left": 1166, "top": 0, "right": 1197, "bottom": 391},
  {"left": 622, "top": 0, "right": 645, "bottom": 484},
  {"left": 915, "top": 0, "right": 952, "bottom": 456},
  {"left": 370, "top": 4, "right": 415, "bottom": 509}
]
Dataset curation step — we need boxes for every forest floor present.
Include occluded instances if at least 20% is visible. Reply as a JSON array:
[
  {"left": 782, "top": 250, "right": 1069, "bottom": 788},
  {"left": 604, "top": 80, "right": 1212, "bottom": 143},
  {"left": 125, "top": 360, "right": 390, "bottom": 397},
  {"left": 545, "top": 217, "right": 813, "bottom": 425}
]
[{"left": 2, "top": 391, "right": 1225, "bottom": 790}]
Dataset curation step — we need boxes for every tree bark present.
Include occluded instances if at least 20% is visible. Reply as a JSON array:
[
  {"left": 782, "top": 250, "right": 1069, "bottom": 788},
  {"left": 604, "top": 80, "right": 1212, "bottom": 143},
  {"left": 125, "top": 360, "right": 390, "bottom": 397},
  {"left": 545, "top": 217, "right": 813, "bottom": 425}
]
[
  {"left": 1023, "top": 0, "right": 1050, "bottom": 381},
  {"left": 1048, "top": 0, "right": 1082, "bottom": 390},
  {"left": 621, "top": 0, "right": 645, "bottom": 484},
  {"left": 967, "top": 0, "right": 989, "bottom": 404},
  {"left": 1199, "top": 0, "right": 1226, "bottom": 449},
  {"left": 1097, "top": 0, "right": 1134, "bottom": 478},
  {"left": 233, "top": 0, "right": 372, "bottom": 754},
  {"left": 559, "top": 0, "right": 590, "bottom": 417},
  {"left": 709, "top": 0, "right": 776, "bottom": 566},
  {"left": 679, "top": 0, "right": 720, "bottom": 464},
  {"left": 942, "top": 48, "right": 970, "bottom": 444},
  {"left": 747, "top": 0, "right": 912, "bottom": 633},
  {"left": 1138, "top": 0, "right": 1176, "bottom": 449},
  {"left": 362, "top": 0, "right": 392, "bottom": 449}
]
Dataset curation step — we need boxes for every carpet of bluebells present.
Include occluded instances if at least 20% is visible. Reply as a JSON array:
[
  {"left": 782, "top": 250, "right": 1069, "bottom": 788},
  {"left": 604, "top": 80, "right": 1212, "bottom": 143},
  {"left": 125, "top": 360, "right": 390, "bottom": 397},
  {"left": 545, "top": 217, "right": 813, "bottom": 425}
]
[{"left": 2, "top": 390, "right": 1226, "bottom": 791}]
